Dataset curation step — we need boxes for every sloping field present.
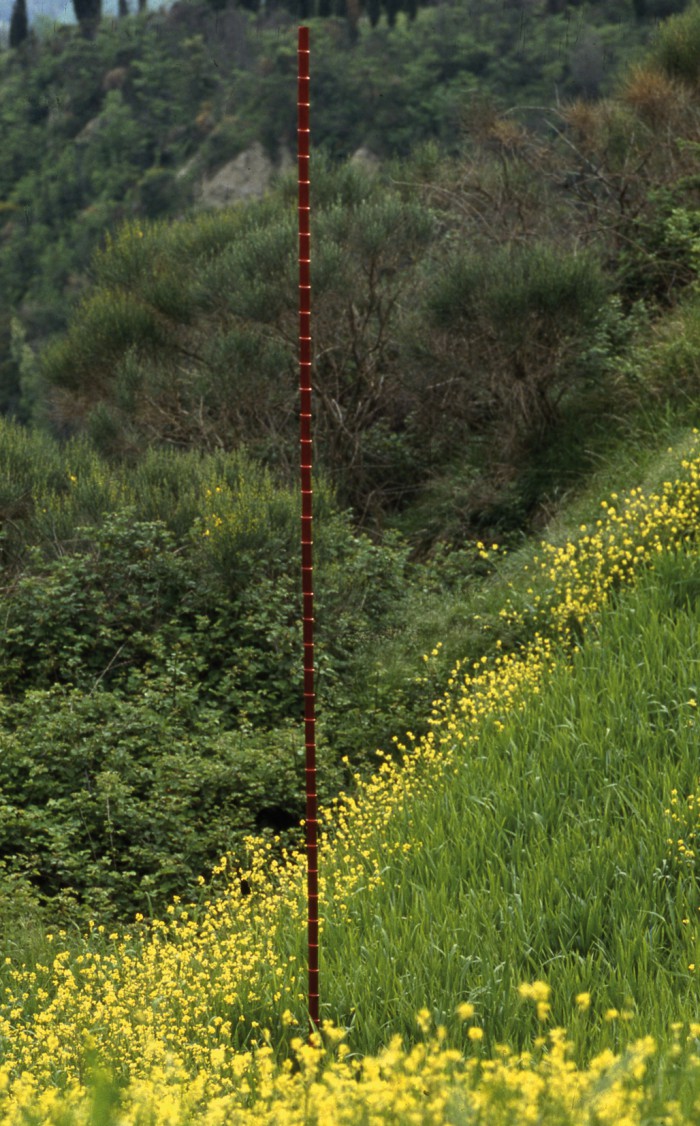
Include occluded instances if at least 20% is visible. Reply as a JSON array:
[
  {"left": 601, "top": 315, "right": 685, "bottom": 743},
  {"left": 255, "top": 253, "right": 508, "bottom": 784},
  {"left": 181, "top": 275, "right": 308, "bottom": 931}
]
[{"left": 2, "top": 435, "right": 700, "bottom": 1122}]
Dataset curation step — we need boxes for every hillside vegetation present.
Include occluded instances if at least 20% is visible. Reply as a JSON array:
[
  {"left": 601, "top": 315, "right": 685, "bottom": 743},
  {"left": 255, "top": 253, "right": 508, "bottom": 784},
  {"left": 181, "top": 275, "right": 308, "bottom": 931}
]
[
  {"left": 0, "top": 0, "right": 671, "bottom": 420},
  {"left": 2, "top": 0, "right": 700, "bottom": 931},
  {"left": 3, "top": 0, "right": 700, "bottom": 1121},
  {"left": 18, "top": 0, "right": 700, "bottom": 537}
]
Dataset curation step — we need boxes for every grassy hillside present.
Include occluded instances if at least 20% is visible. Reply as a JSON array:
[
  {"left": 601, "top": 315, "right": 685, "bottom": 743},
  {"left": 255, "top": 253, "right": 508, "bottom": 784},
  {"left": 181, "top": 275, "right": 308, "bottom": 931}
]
[
  {"left": 1, "top": 270, "right": 699, "bottom": 932},
  {"left": 2, "top": 430, "right": 700, "bottom": 1121},
  {"left": 10, "top": 0, "right": 700, "bottom": 934}
]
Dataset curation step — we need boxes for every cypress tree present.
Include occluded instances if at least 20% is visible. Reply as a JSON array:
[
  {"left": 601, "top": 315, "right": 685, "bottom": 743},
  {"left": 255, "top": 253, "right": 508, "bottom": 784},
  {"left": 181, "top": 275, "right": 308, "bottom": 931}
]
[
  {"left": 9, "top": 0, "right": 29, "bottom": 48},
  {"left": 73, "top": 0, "right": 101, "bottom": 36},
  {"left": 367, "top": 0, "right": 381, "bottom": 26}
]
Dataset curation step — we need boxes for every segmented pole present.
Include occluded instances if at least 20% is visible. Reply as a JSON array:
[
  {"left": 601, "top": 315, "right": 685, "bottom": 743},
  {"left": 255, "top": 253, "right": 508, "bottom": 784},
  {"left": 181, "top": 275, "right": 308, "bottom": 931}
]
[{"left": 298, "top": 25, "right": 319, "bottom": 1032}]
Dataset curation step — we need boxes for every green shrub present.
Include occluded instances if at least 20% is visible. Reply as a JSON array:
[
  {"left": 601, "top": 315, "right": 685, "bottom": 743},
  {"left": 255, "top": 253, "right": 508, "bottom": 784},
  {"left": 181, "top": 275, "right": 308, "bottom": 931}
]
[
  {"left": 0, "top": 687, "right": 309, "bottom": 921},
  {"left": 0, "top": 512, "right": 190, "bottom": 696},
  {"left": 418, "top": 242, "right": 611, "bottom": 459},
  {"left": 650, "top": 2, "right": 700, "bottom": 84},
  {"left": 634, "top": 288, "right": 700, "bottom": 406},
  {"left": 616, "top": 189, "right": 700, "bottom": 306},
  {"left": 41, "top": 160, "right": 436, "bottom": 516},
  {"left": 0, "top": 421, "right": 425, "bottom": 919}
]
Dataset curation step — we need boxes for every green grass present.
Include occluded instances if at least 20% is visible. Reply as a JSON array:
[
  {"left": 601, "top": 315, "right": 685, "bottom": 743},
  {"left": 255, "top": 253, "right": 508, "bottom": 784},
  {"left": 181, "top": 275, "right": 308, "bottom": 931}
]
[
  {"left": 316, "top": 551, "right": 700, "bottom": 1067},
  {"left": 362, "top": 410, "right": 700, "bottom": 751}
]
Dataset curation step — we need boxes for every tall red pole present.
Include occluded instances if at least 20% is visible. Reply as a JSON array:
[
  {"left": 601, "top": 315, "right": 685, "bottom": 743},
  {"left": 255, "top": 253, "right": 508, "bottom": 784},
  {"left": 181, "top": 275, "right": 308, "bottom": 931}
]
[{"left": 298, "top": 25, "right": 319, "bottom": 1032}]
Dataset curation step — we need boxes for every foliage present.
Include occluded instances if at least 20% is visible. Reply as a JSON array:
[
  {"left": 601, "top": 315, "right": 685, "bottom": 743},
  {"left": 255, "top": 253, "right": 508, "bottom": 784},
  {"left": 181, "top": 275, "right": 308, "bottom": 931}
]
[
  {"left": 0, "top": 0, "right": 661, "bottom": 417},
  {"left": 648, "top": 0, "right": 700, "bottom": 84},
  {"left": 419, "top": 242, "right": 610, "bottom": 460},
  {"left": 2, "top": 0, "right": 700, "bottom": 1003},
  {"left": 39, "top": 152, "right": 642, "bottom": 531},
  {"left": 0, "top": 419, "right": 422, "bottom": 917},
  {"left": 627, "top": 284, "right": 700, "bottom": 406},
  {"left": 0, "top": 687, "right": 308, "bottom": 921},
  {"left": 32, "top": 1, "right": 700, "bottom": 533},
  {"left": 40, "top": 163, "right": 435, "bottom": 516}
]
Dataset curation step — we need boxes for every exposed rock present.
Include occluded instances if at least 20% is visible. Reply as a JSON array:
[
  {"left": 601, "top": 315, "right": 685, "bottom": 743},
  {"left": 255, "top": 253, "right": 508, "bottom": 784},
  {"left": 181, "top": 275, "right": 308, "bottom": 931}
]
[
  {"left": 102, "top": 66, "right": 129, "bottom": 92},
  {"left": 195, "top": 142, "right": 293, "bottom": 209},
  {"left": 74, "top": 115, "right": 104, "bottom": 145},
  {"left": 350, "top": 146, "right": 381, "bottom": 174},
  {"left": 176, "top": 156, "right": 198, "bottom": 182}
]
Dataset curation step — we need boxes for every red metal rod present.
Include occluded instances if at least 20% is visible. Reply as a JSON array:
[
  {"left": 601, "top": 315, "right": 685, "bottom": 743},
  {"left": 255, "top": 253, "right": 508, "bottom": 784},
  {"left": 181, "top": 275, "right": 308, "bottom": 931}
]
[{"left": 298, "top": 25, "right": 319, "bottom": 1032}]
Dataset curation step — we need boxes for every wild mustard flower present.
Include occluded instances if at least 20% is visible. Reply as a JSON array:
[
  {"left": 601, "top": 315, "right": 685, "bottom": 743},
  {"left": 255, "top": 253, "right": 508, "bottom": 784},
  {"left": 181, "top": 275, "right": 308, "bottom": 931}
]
[
  {"left": 0, "top": 1020, "right": 684, "bottom": 1124},
  {"left": 456, "top": 1002, "right": 475, "bottom": 1021}
]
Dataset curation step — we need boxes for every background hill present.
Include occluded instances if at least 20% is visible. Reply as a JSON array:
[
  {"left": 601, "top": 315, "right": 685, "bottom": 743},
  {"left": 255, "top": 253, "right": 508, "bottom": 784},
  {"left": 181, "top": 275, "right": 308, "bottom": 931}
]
[{"left": 0, "top": 0, "right": 678, "bottom": 424}]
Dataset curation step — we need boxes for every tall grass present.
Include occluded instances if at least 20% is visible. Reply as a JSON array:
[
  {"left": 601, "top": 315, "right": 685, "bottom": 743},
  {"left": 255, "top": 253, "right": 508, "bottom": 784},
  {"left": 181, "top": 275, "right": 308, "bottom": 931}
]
[{"left": 321, "top": 553, "right": 700, "bottom": 1062}]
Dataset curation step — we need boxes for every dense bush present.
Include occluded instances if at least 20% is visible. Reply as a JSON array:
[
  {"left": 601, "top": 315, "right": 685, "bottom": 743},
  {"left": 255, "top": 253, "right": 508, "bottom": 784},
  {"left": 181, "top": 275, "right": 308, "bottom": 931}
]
[
  {"left": 0, "top": 686, "right": 312, "bottom": 920},
  {"left": 0, "top": 420, "right": 423, "bottom": 919},
  {"left": 39, "top": 155, "right": 642, "bottom": 531},
  {"left": 648, "top": 0, "right": 700, "bottom": 83},
  {"left": 419, "top": 243, "right": 611, "bottom": 459},
  {"left": 41, "top": 162, "right": 437, "bottom": 516}
]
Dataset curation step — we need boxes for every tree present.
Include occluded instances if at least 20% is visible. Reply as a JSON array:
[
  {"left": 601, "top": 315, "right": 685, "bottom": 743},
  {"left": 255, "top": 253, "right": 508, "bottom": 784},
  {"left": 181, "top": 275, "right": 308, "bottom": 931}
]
[
  {"left": 421, "top": 244, "right": 610, "bottom": 463},
  {"left": 72, "top": 0, "right": 101, "bottom": 36},
  {"left": 40, "top": 164, "right": 435, "bottom": 518},
  {"left": 385, "top": 0, "right": 399, "bottom": 26},
  {"left": 9, "top": 0, "right": 29, "bottom": 48}
]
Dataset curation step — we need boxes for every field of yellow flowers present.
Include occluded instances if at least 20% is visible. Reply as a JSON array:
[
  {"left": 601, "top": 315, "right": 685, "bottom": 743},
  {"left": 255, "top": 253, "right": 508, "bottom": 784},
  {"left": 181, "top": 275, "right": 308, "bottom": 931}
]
[{"left": 2, "top": 435, "right": 700, "bottom": 1122}]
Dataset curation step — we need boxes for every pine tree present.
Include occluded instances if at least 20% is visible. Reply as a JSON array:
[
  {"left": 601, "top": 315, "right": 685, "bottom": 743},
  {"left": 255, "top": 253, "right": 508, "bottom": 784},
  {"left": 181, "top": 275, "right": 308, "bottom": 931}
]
[{"left": 9, "top": 0, "right": 28, "bottom": 48}]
